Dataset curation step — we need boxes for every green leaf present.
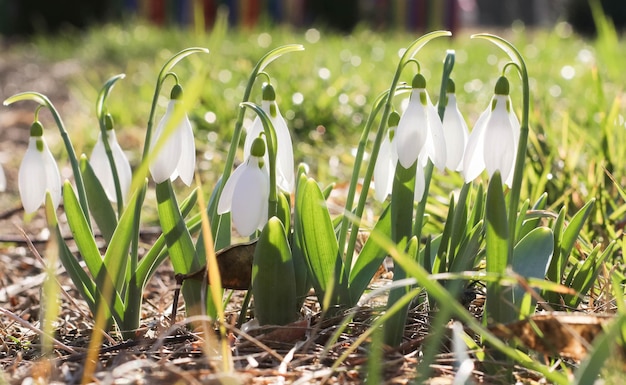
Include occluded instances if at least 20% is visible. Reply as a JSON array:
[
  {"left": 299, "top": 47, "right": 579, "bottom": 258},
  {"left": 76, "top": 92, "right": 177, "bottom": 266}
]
[
  {"left": 79, "top": 156, "right": 117, "bottom": 244},
  {"left": 564, "top": 241, "right": 615, "bottom": 308},
  {"left": 251, "top": 217, "right": 298, "bottom": 326},
  {"left": 62, "top": 181, "right": 105, "bottom": 280},
  {"left": 485, "top": 172, "right": 511, "bottom": 324},
  {"left": 547, "top": 199, "right": 595, "bottom": 283},
  {"left": 156, "top": 180, "right": 204, "bottom": 317},
  {"left": 348, "top": 204, "right": 391, "bottom": 305},
  {"left": 102, "top": 180, "right": 147, "bottom": 293},
  {"left": 292, "top": 171, "right": 311, "bottom": 308},
  {"left": 45, "top": 194, "right": 97, "bottom": 311},
  {"left": 511, "top": 227, "right": 554, "bottom": 317},
  {"left": 297, "top": 178, "right": 341, "bottom": 308}
]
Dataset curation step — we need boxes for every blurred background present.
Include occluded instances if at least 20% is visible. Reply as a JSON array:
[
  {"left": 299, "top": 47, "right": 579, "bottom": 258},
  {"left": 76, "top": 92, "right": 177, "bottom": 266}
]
[{"left": 1, "top": 0, "right": 624, "bottom": 36}]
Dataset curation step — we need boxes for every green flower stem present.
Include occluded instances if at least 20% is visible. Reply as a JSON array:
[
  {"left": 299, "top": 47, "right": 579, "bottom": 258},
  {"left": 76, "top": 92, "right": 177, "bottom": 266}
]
[
  {"left": 96, "top": 74, "right": 126, "bottom": 215},
  {"left": 471, "top": 34, "right": 530, "bottom": 261},
  {"left": 342, "top": 31, "right": 451, "bottom": 278},
  {"left": 210, "top": 45, "right": 303, "bottom": 241},
  {"left": 141, "top": 47, "right": 209, "bottom": 162},
  {"left": 240, "top": 102, "right": 279, "bottom": 218},
  {"left": 3, "top": 92, "right": 90, "bottom": 225}
]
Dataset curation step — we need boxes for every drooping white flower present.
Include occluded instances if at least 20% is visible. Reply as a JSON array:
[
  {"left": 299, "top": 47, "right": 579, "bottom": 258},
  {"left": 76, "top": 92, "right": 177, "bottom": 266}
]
[
  {"left": 149, "top": 84, "right": 195, "bottom": 186},
  {"left": 463, "top": 76, "right": 520, "bottom": 187},
  {"left": 374, "top": 112, "right": 399, "bottom": 202},
  {"left": 218, "top": 137, "right": 270, "bottom": 237},
  {"left": 18, "top": 121, "right": 61, "bottom": 213},
  {"left": 395, "top": 73, "right": 446, "bottom": 170},
  {"left": 243, "top": 83, "right": 295, "bottom": 193},
  {"left": 90, "top": 114, "right": 132, "bottom": 203},
  {"left": 441, "top": 80, "right": 469, "bottom": 171},
  {"left": 374, "top": 112, "right": 427, "bottom": 203}
]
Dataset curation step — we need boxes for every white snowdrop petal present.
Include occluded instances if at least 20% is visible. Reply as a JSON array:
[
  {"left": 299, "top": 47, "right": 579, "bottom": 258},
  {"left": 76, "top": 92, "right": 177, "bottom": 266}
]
[
  {"left": 396, "top": 92, "right": 427, "bottom": 168},
  {"left": 177, "top": 116, "right": 196, "bottom": 186},
  {"left": 414, "top": 161, "right": 426, "bottom": 202},
  {"left": 425, "top": 102, "right": 447, "bottom": 170},
  {"left": 462, "top": 106, "right": 490, "bottom": 183},
  {"left": 108, "top": 131, "right": 133, "bottom": 203},
  {"left": 150, "top": 102, "right": 183, "bottom": 183},
  {"left": 232, "top": 165, "right": 268, "bottom": 237},
  {"left": 90, "top": 132, "right": 117, "bottom": 201},
  {"left": 483, "top": 100, "right": 516, "bottom": 182},
  {"left": 273, "top": 110, "right": 295, "bottom": 193},
  {"left": 442, "top": 96, "right": 469, "bottom": 171},
  {"left": 217, "top": 162, "right": 245, "bottom": 214},
  {"left": 19, "top": 140, "right": 48, "bottom": 213},
  {"left": 374, "top": 133, "right": 394, "bottom": 202},
  {"left": 42, "top": 142, "right": 62, "bottom": 209}
]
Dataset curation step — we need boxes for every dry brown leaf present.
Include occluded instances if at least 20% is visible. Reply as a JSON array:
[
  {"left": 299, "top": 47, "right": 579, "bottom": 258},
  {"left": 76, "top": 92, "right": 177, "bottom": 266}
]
[{"left": 489, "top": 312, "right": 615, "bottom": 360}]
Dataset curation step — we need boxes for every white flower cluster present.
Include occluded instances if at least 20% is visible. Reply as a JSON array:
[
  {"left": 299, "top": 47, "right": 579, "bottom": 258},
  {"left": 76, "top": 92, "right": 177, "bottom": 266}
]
[{"left": 374, "top": 75, "right": 519, "bottom": 202}]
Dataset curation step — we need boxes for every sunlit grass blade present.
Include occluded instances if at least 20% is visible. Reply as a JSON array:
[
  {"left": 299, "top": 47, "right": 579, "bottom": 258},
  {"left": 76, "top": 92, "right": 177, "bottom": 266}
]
[
  {"left": 547, "top": 198, "right": 595, "bottom": 284},
  {"left": 564, "top": 241, "right": 615, "bottom": 308},
  {"left": 252, "top": 217, "right": 298, "bottom": 326}
]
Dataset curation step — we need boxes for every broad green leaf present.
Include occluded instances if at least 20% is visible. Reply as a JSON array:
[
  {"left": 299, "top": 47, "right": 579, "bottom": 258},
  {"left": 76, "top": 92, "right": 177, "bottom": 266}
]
[
  {"left": 485, "top": 172, "right": 511, "bottom": 324},
  {"left": 276, "top": 191, "right": 291, "bottom": 233},
  {"left": 156, "top": 180, "right": 204, "bottom": 317},
  {"left": 137, "top": 189, "right": 198, "bottom": 288},
  {"left": 348, "top": 204, "right": 391, "bottom": 305},
  {"left": 62, "top": 181, "right": 105, "bottom": 280},
  {"left": 292, "top": 171, "right": 311, "bottom": 308},
  {"left": 45, "top": 194, "right": 96, "bottom": 311},
  {"left": 511, "top": 227, "right": 554, "bottom": 316},
  {"left": 298, "top": 178, "right": 341, "bottom": 307},
  {"left": 102, "top": 180, "right": 147, "bottom": 293},
  {"left": 547, "top": 199, "right": 595, "bottom": 283},
  {"left": 435, "top": 196, "right": 455, "bottom": 274},
  {"left": 514, "top": 199, "right": 530, "bottom": 241},
  {"left": 449, "top": 221, "right": 483, "bottom": 274},
  {"left": 251, "top": 217, "right": 298, "bottom": 325},
  {"left": 80, "top": 156, "right": 117, "bottom": 244},
  {"left": 468, "top": 183, "right": 484, "bottom": 228},
  {"left": 385, "top": 160, "right": 416, "bottom": 347}
]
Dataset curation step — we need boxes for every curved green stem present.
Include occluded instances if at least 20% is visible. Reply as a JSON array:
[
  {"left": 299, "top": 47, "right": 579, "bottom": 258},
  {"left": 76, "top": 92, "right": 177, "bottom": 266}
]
[
  {"left": 4, "top": 92, "right": 90, "bottom": 226},
  {"left": 141, "top": 47, "right": 209, "bottom": 162},
  {"left": 240, "top": 102, "right": 279, "bottom": 218},
  {"left": 96, "top": 74, "right": 126, "bottom": 214},
  {"left": 471, "top": 33, "right": 530, "bottom": 260}
]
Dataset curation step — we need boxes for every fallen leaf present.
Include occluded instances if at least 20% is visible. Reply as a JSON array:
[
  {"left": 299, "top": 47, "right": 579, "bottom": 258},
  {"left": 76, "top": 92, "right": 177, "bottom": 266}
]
[{"left": 490, "top": 312, "right": 615, "bottom": 360}]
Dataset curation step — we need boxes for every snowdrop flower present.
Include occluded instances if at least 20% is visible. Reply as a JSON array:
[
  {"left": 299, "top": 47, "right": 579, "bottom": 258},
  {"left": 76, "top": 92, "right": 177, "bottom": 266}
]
[
  {"left": 395, "top": 73, "right": 446, "bottom": 170},
  {"left": 463, "top": 76, "right": 520, "bottom": 187},
  {"left": 374, "top": 112, "right": 427, "bottom": 203},
  {"left": 441, "top": 80, "right": 469, "bottom": 171},
  {"left": 18, "top": 121, "right": 61, "bottom": 213},
  {"left": 149, "top": 84, "right": 195, "bottom": 185},
  {"left": 374, "top": 112, "right": 400, "bottom": 202},
  {"left": 218, "top": 137, "right": 270, "bottom": 237},
  {"left": 90, "top": 114, "right": 132, "bottom": 203},
  {"left": 243, "top": 83, "right": 294, "bottom": 193}
]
